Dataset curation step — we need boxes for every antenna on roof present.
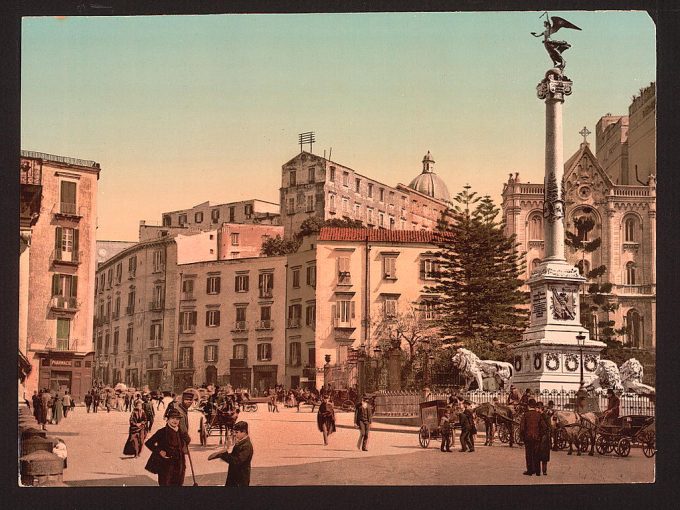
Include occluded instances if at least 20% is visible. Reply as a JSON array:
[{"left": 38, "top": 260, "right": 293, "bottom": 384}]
[{"left": 299, "top": 131, "right": 316, "bottom": 153}]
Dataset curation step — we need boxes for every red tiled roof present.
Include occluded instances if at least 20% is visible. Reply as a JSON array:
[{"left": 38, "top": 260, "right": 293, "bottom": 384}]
[{"left": 317, "top": 227, "right": 450, "bottom": 243}]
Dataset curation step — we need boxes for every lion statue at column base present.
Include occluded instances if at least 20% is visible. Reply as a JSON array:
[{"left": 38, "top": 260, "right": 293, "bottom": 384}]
[
  {"left": 584, "top": 360, "right": 623, "bottom": 394},
  {"left": 451, "top": 348, "right": 514, "bottom": 391},
  {"left": 619, "top": 358, "right": 655, "bottom": 397}
]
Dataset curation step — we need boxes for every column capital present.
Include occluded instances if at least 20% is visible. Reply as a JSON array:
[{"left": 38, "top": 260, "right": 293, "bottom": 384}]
[{"left": 537, "top": 69, "right": 573, "bottom": 101}]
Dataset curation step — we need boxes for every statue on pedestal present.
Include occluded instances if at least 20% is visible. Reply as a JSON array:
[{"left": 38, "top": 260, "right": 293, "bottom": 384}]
[{"left": 532, "top": 15, "right": 582, "bottom": 70}]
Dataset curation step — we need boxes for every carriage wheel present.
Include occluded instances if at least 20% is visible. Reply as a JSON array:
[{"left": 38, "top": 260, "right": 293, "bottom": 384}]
[
  {"left": 247, "top": 403, "right": 258, "bottom": 412},
  {"left": 498, "top": 424, "right": 510, "bottom": 444},
  {"left": 595, "top": 435, "right": 609, "bottom": 455},
  {"left": 615, "top": 437, "right": 631, "bottom": 457},
  {"left": 342, "top": 400, "right": 355, "bottom": 412},
  {"left": 642, "top": 439, "right": 656, "bottom": 458},
  {"left": 577, "top": 431, "right": 590, "bottom": 453},
  {"left": 199, "top": 417, "right": 207, "bottom": 447},
  {"left": 419, "top": 426, "right": 431, "bottom": 448},
  {"left": 556, "top": 429, "right": 568, "bottom": 450},
  {"left": 514, "top": 427, "right": 524, "bottom": 446}
]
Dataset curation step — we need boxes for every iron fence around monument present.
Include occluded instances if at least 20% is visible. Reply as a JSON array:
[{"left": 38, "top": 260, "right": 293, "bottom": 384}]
[{"left": 373, "top": 389, "right": 655, "bottom": 417}]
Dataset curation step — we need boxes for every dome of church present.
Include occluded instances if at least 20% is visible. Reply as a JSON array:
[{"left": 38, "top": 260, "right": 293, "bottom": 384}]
[{"left": 407, "top": 151, "right": 451, "bottom": 202}]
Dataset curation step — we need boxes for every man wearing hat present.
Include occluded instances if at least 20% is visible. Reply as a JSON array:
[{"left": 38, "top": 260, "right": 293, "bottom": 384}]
[
  {"left": 507, "top": 385, "right": 521, "bottom": 406},
  {"left": 519, "top": 398, "right": 546, "bottom": 476},
  {"left": 144, "top": 408, "right": 191, "bottom": 486},
  {"left": 458, "top": 400, "right": 476, "bottom": 452},
  {"left": 208, "top": 421, "right": 254, "bottom": 486},
  {"left": 354, "top": 396, "right": 372, "bottom": 451},
  {"left": 175, "top": 391, "right": 195, "bottom": 449}
]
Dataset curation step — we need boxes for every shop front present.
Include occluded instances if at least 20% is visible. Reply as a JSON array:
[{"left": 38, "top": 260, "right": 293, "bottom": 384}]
[
  {"left": 36, "top": 351, "right": 94, "bottom": 403},
  {"left": 253, "top": 365, "right": 278, "bottom": 394}
]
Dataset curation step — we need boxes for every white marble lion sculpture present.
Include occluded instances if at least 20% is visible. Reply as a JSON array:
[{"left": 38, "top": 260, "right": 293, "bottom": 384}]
[
  {"left": 584, "top": 359, "right": 623, "bottom": 394},
  {"left": 619, "top": 358, "right": 655, "bottom": 396},
  {"left": 452, "top": 348, "right": 514, "bottom": 391}
]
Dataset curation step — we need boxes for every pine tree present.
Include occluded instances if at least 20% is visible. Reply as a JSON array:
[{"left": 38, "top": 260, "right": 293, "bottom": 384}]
[{"left": 426, "top": 187, "right": 528, "bottom": 350}]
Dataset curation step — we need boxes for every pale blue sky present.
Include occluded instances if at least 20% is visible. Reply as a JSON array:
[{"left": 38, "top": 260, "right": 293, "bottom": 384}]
[{"left": 21, "top": 12, "right": 655, "bottom": 240}]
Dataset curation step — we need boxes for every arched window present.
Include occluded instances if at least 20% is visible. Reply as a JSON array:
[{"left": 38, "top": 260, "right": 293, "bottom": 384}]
[
  {"left": 624, "top": 216, "right": 638, "bottom": 243},
  {"left": 625, "top": 262, "right": 637, "bottom": 285},
  {"left": 626, "top": 309, "right": 642, "bottom": 348},
  {"left": 528, "top": 213, "right": 543, "bottom": 241}
]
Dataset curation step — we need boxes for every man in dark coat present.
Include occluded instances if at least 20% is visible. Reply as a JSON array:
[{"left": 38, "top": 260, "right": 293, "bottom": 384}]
[
  {"left": 92, "top": 390, "right": 100, "bottom": 413},
  {"left": 144, "top": 408, "right": 190, "bottom": 486},
  {"left": 142, "top": 395, "right": 156, "bottom": 432},
  {"left": 175, "top": 392, "right": 194, "bottom": 454},
  {"left": 604, "top": 389, "right": 620, "bottom": 424},
  {"left": 84, "top": 391, "right": 93, "bottom": 413},
  {"left": 317, "top": 395, "right": 336, "bottom": 446},
  {"left": 536, "top": 402, "right": 552, "bottom": 475},
  {"left": 355, "top": 396, "right": 372, "bottom": 451},
  {"left": 440, "top": 409, "right": 453, "bottom": 452},
  {"left": 209, "top": 421, "right": 254, "bottom": 486},
  {"left": 458, "top": 400, "right": 476, "bottom": 452},
  {"left": 519, "top": 398, "right": 547, "bottom": 476}
]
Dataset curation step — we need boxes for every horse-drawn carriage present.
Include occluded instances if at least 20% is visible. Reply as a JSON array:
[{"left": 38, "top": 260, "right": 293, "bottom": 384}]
[
  {"left": 418, "top": 400, "right": 458, "bottom": 448},
  {"left": 330, "top": 389, "right": 357, "bottom": 412},
  {"left": 595, "top": 415, "right": 656, "bottom": 458}
]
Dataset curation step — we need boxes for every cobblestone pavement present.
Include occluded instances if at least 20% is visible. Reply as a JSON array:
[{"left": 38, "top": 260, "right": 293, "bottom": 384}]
[{"left": 33, "top": 400, "right": 654, "bottom": 486}]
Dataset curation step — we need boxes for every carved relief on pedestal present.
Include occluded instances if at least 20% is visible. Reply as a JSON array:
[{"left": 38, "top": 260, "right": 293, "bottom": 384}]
[
  {"left": 584, "top": 354, "right": 598, "bottom": 372},
  {"left": 514, "top": 356, "right": 523, "bottom": 372},
  {"left": 545, "top": 353, "right": 560, "bottom": 371},
  {"left": 549, "top": 285, "right": 577, "bottom": 320},
  {"left": 565, "top": 353, "right": 579, "bottom": 372},
  {"left": 533, "top": 353, "right": 542, "bottom": 370}
]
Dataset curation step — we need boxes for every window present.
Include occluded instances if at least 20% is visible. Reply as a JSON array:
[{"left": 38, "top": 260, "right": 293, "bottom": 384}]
[
  {"left": 162, "top": 215, "right": 171, "bottom": 227},
  {"left": 367, "top": 208, "right": 374, "bottom": 225},
  {"left": 389, "top": 216, "right": 395, "bottom": 230},
  {"left": 257, "top": 343, "right": 272, "bottom": 362},
  {"left": 244, "top": 204, "right": 253, "bottom": 217},
  {"left": 330, "top": 167, "right": 336, "bottom": 182},
  {"left": 205, "top": 345, "right": 218, "bottom": 363},
  {"left": 60, "top": 181, "right": 77, "bottom": 215},
  {"left": 52, "top": 274, "right": 78, "bottom": 300},
  {"left": 207, "top": 275, "right": 221, "bottom": 295},
  {"left": 152, "top": 285, "right": 164, "bottom": 309},
  {"left": 236, "top": 306, "right": 247, "bottom": 322},
  {"left": 125, "top": 290, "right": 135, "bottom": 315},
  {"left": 290, "top": 170, "right": 297, "bottom": 186},
  {"left": 178, "top": 214, "right": 187, "bottom": 226},
  {"left": 342, "top": 171, "right": 349, "bottom": 187},
  {"left": 104, "top": 333, "right": 110, "bottom": 354},
  {"left": 383, "top": 256, "right": 397, "bottom": 279},
  {"left": 306, "top": 265, "right": 316, "bottom": 287},
  {"left": 289, "top": 342, "right": 301, "bottom": 367},
  {"left": 113, "top": 329, "right": 119, "bottom": 354},
  {"left": 308, "top": 347, "right": 316, "bottom": 367},
  {"left": 259, "top": 273, "right": 274, "bottom": 298},
  {"left": 624, "top": 217, "right": 638, "bottom": 243},
  {"left": 149, "top": 353, "right": 161, "bottom": 369},
  {"left": 229, "top": 206, "right": 235, "bottom": 222},
  {"left": 367, "top": 183, "right": 373, "bottom": 198},
  {"left": 355, "top": 178, "right": 361, "bottom": 193},
  {"left": 231, "top": 233, "right": 240, "bottom": 246},
  {"left": 334, "top": 300, "right": 355, "bottom": 325},
  {"left": 56, "top": 318, "right": 70, "bottom": 350},
  {"left": 106, "top": 298, "right": 111, "bottom": 319},
  {"left": 128, "top": 255, "right": 137, "bottom": 277},
  {"left": 150, "top": 323, "right": 162, "bottom": 348},
  {"left": 379, "top": 212, "right": 385, "bottom": 227},
  {"left": 235, "top": 274, "right": 249, "bottom": 292},
  {"left": 626, "top": 309, "right": 643, "bottom": 348},
  {"left": 329, "top": 194, "right": 336, "bottom": 211},
  {"left": 181, "top": 311, "right": 197, "bottom": 333},
  {"left": 288, "top": 304, "right": 302, "bottom": 328},
  {"left": 260, "top": 305, "right": 272, "bottom": 321},
  {"left": 529, "top": 213, "right": 543, "bottom": 241},
  {"left": 292, "top": 269, "right": 300, "bottom": 288},
  {"left": 354, "top": 203, "right": 361, "bottom": 218},
  {"left": 195, "top": 211, "right": 203, "bottom": 223},
  {"left": 307, "top": 167, "right": 315, "bottom": 183},
  {"left": 288, "top": 197, "right": 295, "bottom": 214},
  {"left": 625, "top": 262, "right": 637, "bottom": 285},
  {"left": 384, "top": 297, "right": 398, "bottom": 318},
  {"left": 182, "top": 279, "right": 194, "bottom": 299},
  {"left": 114, "top": 296, "right": 121, "bottom": 318},
  {"left": 152, "top": 250, "right": 164, "bottom": 272},
  {"left": 233, "top": 344, "right": 247, "bottom": 360},
  {"left": 54, "top": 227, "right": 79, "bottom": 263},
  {"left": 211, "top": 209, "right": 220, "bottom": 223},
  {"left": 337, "top": 257, "right": 351, "bottom": 284},
  {"left": 179, "top": 347, "right": 193, "bottom": 368},
  {"left": 342, "top": 198, "right": 349, "bottom": 212},
  {"left": 379, "top": 188, "right": 385, "bottom": 202},
  {"left": 420, "top": 259, "right": 440, "bottom": 279},
  {"left": 305, "top": 194, "right": 315, "bottom": 212},
  {"left": 422, "top": 301, "right": 437, "bottom": 320},
  {"left": 306, "top": 304, "right": 316, "bottom": 328},
  {"left": 206, "top": 309, "right": 221, "bottom": 327},
  {"left": 115, "top": 263, "right": 122, "bottom": 284},
  {"left": 96, "top": 332, "right": 103, "bottom": 353},
  {"left": 126, "top": 325, "right": 133, "bottom": 351},
  {"left": 107, "top": 268, "right": 113, "bottom": 288}
]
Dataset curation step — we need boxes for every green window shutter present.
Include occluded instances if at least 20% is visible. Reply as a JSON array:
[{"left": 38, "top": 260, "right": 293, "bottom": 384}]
[
  {"left": 215, "top": 277, "right": 221, "bottom": 294},
  {"left": 351, "top": 301, "right": 356, "bottom": 318},
  {"left": 191, "top": 311, "right": 197, "bottom": 326},
  {"left": 245, "top": 276, "right": 249, "bottom": 291},
  {"left": 52, "top": 274, "right": 61, "bottom": 296},
  {"left": 55, "top": 227, "right": 62, "bottom": 257},
  {"left": 73, "top": 229, "right": 79, "bottom": 256},
  {"left": 205, "top": 311, "right": 210, "bottom": 327},
  {"left": 70, "top": 275, "right": 78, "bottom": 297},
  {"left": 234, "top": 276, "right": 239, "bottom": 292}
]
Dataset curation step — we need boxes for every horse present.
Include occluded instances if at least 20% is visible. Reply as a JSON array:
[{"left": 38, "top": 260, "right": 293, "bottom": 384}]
[
  {"left": 452, "top": 348, "right": 514, "bottom": 391},
  {"left": 474, "top": 402, "right": 517, "bottom": 446},
  {"left": 553, "top": 410, "right": 601, "bottom": 456}
]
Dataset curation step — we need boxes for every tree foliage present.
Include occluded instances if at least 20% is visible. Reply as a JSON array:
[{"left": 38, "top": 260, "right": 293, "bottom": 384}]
[
  {"left": 425, "top": 187, "right": 529, "bottom": 347},
  {"left": 260, "top": 235, "right": 299, "bottom": 256},
  {"left": 372, "top": 306, "right": 439, "bottom": 359}
]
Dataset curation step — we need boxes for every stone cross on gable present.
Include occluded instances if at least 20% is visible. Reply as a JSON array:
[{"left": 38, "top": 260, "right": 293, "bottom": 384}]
[{"left": 579, "top": 126, "right": 591, "bottom": 144}]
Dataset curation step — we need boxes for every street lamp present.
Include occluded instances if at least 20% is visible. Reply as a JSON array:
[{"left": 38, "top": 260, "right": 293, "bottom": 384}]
[{"left": 576, "top": 332, "right": 586, "bottom": 390}]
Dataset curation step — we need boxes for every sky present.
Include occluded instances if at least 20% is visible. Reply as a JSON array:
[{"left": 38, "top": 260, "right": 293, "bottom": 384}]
[{"left": 21, "top": 12, "right": 656, "bottom": 241}]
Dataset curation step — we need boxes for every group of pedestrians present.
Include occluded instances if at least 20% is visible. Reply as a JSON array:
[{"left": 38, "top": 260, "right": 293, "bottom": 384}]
[
  {"left": 519, "top": 398, "right": 554, "bottom": 476},
  {"left": 437, "top": 398, "right": 477, "bottom": 453},
  {"left": 31, "top": 388, "right": 75, "bottom": 430}
]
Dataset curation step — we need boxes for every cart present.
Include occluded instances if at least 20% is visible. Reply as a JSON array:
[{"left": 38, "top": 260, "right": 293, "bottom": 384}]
[
  {"left": 595, "top": 414, "right": 655, "bottom": 457},
  {"left": 418, "top": 400, "right": 452, "bottom": 448}
]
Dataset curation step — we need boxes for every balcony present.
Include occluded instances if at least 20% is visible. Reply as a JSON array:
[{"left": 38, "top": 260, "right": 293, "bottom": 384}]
[
  {"left": 125, "top": 306, "right": 134, "bottom": 316},
  {"left": 230, "top": 358, "right": 248, "bottom": 368},
  {"left": 50, "top": 296, "right": 79, "bottom": 312},
  {"left": 112, "top": 310, "right": 120, "bottom": 320},
  {"left": 337, "top": 272, "right": 352, "bottom": 285},
  {"left": 152, "top": 264, "right": 166, "bottom": 274},
  {"left": 54, "top": 202, "right": 82, "bottom": 221},
  {"left": 259, "top": 290, "right": 273, "bottom": 299},
  {"left": 614, "top": 284, "right": 656, "bottom": 296},
  {"left": 287, "top": 318, "right": 301, "bottom": 329},
  {"left": 52, "top": 249, "right": 81, "bottom": 266},
  {"left": 181, "top": 292, "right": 195, "bottom": 301},
  {"left": 333, "top": 318, "right": 356, "bottom": 329},
  {"left": 128, "top": 270, "right": 136, "bottom": 280},
  {"left": 232, "top": 321, "right": 248, "bottom": 332},
  {"left": 177, "top": 361, "right": 194, "bottom": 369},
  {"left": 148, "top": 300, "right": 164, "bottom": 311},
  {"left": 255, "top": 320, "right": 274, "bottom": 330},
  {"left": 51, "top": 337, "right": 79, "bottom": 351},
  {"left": 181, "top": 325, "right": 196, "bottom": 335}
]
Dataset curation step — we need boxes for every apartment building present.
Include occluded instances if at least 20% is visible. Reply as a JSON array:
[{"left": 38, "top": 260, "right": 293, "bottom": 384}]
[
  {"left": 161, "top": 199, "right": 280, "bottom": 230},
  {"left": 21, "top": 151, "right": 100, "bottom": 401}
]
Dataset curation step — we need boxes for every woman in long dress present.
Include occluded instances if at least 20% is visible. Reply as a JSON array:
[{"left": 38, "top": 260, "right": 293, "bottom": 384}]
[
  {"left": 52, "top": 394, "right": 64, "bottom": 425},
  {"left": 317, "top": 395, "right": 336, "bottom": 446},
  {"left": 124, "top": 400, "right": 148, "bottom": 457}
]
